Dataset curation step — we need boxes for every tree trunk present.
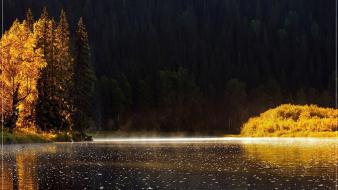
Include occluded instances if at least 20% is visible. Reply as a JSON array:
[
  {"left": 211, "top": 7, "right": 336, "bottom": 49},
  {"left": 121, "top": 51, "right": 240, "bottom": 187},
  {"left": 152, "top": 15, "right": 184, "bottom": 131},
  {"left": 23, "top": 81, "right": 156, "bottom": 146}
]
[{"left": 6, "top": 88, "right": 20, "bottom": 132}]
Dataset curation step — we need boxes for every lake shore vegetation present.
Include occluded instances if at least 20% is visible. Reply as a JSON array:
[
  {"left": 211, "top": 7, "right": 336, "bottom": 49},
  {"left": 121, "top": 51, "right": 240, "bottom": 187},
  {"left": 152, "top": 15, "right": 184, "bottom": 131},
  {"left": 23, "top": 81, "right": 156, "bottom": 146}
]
[
  {"left": 0, "top": 8, "right": 94, "bottom": 142},
  {"left": 241, "top": 104, "right": 338, "bottom": 137}
]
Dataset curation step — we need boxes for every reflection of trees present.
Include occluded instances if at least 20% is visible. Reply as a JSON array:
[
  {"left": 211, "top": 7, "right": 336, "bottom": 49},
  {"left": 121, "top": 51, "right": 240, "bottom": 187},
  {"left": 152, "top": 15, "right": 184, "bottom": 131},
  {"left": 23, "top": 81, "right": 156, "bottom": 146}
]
[
  {"left": 1, "top": 145, "right": 58, "bottom": 189},
  {"left": 16, "top": 150, "right": 38, "bottom": 190},
  {"left": 1, "top": 161, "right": 14, "bottom": 189},
  {"left": 242, "top": 141, "right": 338, "bottom": 176}
]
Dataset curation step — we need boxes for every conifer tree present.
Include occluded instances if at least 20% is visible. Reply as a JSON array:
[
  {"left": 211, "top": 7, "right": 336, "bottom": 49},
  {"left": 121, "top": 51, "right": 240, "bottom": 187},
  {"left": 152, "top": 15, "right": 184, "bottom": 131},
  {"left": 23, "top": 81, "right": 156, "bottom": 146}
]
[
  {"left": 25, "top": 8, "right": 34, "bottom": 31},
  {"left": 72, "top": 17, "right": 95, "bottom": 131},
  {"left": 35, "top": 7, "right": 49, "bottom": 56},
  {"left": 35, "top": 15, "right": 63, "bottom": 131},
  {"left": 54, "top": 9, "right": 74, "bottom": 130},
  {"left": 35, "top": 8, "right": 75, "bottom": 131},
  {"left": 35, "top": 8, "right": 51, "bottom": 131}
]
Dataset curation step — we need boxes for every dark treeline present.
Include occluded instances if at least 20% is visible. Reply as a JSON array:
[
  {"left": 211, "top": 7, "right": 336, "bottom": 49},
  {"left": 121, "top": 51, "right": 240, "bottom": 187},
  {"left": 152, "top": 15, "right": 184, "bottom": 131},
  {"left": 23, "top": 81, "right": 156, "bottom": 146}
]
[{"left": 3, "top": 0, "right": 335, "bottom": 134}]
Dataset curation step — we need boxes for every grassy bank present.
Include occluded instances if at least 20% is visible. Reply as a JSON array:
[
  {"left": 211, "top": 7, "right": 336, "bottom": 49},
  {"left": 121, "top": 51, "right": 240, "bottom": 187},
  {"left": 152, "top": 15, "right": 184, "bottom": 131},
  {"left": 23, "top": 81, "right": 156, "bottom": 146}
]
[
  {"left": 0, "top": 128, "right": 82, "bottom": 144},
  {"left": 241, "top": 104, "right": 338, "bottom": 137},
  {"left": 1, "top": 130, "right": 49, "bottom": 144}
]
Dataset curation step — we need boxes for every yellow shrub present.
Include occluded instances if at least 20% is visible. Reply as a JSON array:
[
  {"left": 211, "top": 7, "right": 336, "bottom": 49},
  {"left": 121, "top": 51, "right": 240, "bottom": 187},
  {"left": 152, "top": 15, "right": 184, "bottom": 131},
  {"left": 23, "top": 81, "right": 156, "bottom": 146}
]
[{"left": 241, "top": 104, "right": 338, "bottom": 137}]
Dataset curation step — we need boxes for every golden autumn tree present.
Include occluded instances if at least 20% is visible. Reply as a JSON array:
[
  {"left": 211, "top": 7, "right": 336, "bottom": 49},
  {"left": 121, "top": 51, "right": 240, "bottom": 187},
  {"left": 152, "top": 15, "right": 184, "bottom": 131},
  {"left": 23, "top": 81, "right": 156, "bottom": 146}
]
[{"left": 0, "top": 19, "right": 46, "bottom": 131}]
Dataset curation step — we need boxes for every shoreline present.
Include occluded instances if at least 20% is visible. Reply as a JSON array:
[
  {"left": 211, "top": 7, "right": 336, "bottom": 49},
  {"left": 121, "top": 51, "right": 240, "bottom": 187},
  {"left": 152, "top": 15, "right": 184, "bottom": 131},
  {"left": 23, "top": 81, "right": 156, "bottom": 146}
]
[
  {"left": 1, "top": 130, "right": 337, "bottom": 145},
  {"left": 0, "top": 129, "right": 90, "bottom": 144},
  {"left": 2, "top": 136, "right": 337, "bottom": 146}
]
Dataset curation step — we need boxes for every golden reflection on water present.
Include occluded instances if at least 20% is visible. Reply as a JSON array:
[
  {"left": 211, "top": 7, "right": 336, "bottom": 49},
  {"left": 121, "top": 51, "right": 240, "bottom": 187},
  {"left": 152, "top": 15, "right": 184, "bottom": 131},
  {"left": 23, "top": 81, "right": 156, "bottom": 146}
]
[
  {"left": 1, "top": 162, "right": 14, "bottom": 190},
  {"left": 241, "top": 140, "right": 338, "bottom": 176},
  {"left": 16, "top": 151, "right": 38, "bottom": 190},
  {"left": 1, "top": 145, "right": 57, "bottom": 190}
]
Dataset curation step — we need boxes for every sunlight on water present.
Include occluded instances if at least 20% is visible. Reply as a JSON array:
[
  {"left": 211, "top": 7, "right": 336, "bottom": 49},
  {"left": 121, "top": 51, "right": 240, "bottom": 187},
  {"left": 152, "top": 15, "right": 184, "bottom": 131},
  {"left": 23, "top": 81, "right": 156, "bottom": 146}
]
[
  {"left": 242, "top": 140, "right": 338, "bottom": 175},
  {"left": 93, "top": 137, "right": 235, "bottom": 142},
  {"left": 93, "top": 136, "right": 338, "bottom": 143},
  {"left": 1, "top": 138, "right": 337, "bottom": 189},
  {"left": 16, "top": 151, "right": 38, "bottom": 190}
]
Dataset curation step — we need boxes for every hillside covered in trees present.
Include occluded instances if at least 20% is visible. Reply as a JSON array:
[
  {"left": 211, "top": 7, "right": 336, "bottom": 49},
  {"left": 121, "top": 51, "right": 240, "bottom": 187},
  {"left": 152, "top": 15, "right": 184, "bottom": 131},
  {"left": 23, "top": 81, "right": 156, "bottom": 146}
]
[{"left": 1, "top": 0, "right": 336, "bottom": 135}]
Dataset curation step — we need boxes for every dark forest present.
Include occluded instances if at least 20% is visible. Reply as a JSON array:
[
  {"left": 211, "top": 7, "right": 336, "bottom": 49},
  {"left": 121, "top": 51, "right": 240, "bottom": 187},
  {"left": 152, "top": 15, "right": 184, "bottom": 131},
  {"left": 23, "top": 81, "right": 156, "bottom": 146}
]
[{"left": 3, "top": 0, "right": 335, "bottom": 134}]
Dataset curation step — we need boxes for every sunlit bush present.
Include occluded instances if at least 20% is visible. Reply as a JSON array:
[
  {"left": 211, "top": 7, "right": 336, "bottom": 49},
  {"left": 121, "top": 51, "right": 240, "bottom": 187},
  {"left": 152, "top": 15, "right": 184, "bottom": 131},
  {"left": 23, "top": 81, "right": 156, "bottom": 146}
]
[{"left": 241, "top": 104, "right": 338, "bottom": 137}]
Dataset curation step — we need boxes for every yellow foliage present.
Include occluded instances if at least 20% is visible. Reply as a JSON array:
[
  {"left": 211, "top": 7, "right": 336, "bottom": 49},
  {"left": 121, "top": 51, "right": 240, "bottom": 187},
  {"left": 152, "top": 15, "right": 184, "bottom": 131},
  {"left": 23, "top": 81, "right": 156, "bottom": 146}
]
[
  {"left": 0, "top": 19, "right": 46, "bottom": 128},
  {"left": 240, "top": 104, "right": 338, "bottom": 137},
  {"left": 14, "top": 127, "right": 57, "bottom": 140}
]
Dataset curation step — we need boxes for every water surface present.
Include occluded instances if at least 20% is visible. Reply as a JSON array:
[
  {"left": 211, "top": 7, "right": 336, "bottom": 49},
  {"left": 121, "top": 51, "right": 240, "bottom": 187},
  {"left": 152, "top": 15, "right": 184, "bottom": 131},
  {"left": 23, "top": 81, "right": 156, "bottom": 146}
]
[{"left": 1, "top": 138, "right": 337, "bottom": 189}]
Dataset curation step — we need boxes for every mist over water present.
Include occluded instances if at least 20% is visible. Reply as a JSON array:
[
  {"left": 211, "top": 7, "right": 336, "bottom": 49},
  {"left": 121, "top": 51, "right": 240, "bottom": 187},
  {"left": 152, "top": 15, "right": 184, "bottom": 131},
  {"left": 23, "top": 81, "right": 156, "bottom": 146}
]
[{"left": 1, "top": 138, "right": 337, "bottom": 189}]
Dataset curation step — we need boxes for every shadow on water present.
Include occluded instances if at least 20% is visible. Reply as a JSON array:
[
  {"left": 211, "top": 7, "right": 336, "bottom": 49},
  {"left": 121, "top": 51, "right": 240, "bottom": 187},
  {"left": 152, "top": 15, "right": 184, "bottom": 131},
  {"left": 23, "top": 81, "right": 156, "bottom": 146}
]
[{"left": 0, "top": 138, "right": 337, "bottom": 189}]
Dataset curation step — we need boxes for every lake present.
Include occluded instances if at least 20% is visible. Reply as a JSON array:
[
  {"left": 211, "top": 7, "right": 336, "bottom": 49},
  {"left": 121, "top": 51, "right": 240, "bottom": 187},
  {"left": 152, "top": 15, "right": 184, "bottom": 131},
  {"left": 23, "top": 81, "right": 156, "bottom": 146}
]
[{"left": 0, "top": 138, "right": 337, "bottom": 189}]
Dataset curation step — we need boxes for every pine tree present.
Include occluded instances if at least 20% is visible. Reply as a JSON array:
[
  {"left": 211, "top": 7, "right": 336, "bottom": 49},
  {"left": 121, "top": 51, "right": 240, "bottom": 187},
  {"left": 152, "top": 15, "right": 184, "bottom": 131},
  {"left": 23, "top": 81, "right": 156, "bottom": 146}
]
[
  {"left": 72, "top": 17, "right": 95, "bottom": 131},
  {"left": 25, "top": 8, "right": 34, "bottom": 31},
  {"left": 35, "top": 15, "right": 63, "bottom": 131},
  {"left": 54, "top": 9, "right": 74, "bottom": 131},
  {"left": 35, "top": 8, "right": 75, "bottom": 132},
  {"left": 35, "top": 8, "right": 51, "bottom": 131},
  {"left": 35, "top": 7, "right": 49, "bottom": 56}
]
